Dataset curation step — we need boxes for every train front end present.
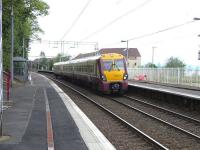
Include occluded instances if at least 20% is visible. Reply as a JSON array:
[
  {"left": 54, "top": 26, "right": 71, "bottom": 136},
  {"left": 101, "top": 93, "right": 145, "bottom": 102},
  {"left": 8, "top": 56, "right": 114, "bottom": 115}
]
[{"left": 100, "top": 53, "right": 128, "bottom": 94}]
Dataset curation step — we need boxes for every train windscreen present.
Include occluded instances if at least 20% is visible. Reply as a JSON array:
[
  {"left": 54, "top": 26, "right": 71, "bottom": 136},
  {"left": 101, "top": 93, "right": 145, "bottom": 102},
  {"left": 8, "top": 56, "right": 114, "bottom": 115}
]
[
  {"left": 102, "top": 59, "right": 125, "bottom": 71},
  {"left": 115, "top": 59, "right": 125, "bottom": 70}
]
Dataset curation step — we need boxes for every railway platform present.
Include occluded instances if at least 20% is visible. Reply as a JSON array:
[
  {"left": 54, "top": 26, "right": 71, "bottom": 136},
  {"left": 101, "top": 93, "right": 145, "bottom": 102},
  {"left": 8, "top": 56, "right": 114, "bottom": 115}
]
[
  {"left": 129, "top": 80, "right": 200, "bottom": 100},
  {"left": 0, "top": 72, "right": 115, "bottom": 150}
]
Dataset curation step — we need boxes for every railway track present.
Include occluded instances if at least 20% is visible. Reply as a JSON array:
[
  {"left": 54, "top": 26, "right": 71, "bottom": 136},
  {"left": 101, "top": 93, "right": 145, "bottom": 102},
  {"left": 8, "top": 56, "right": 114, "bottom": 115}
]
[
  {"left": 109, "top": 96, "right": 200, "bottom": 139},
  {"left": 122, "top": 95, "right": 200, "bottom": 134},
  {"left": 42, "top": 73, "right": 200, "bottom": 149},
  {"left": 44, "top": 74, "right": 167, "bottom": 150},
  {"left": 124, "top": 95, "right": 200, "bottom": 123},
  {"left": 82, "top": 94, "right": 200, "bottom": 149}
]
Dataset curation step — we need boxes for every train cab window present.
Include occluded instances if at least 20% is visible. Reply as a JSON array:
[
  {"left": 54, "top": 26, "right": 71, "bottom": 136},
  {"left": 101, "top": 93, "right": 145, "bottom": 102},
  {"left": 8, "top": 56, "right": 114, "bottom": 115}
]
[
  {"left": 102, "top": 60, "right": 113, "bottom": 71},
  {"left": 115, "top": 59, "right": 125, "bottom": 70},
  {"left": 102, "top": 59, "right": 125, "bottom": 71}
]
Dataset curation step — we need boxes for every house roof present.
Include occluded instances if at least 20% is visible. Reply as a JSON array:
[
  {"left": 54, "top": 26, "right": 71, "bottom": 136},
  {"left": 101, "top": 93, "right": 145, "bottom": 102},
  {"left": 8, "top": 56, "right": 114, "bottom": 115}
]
[
  {"left": 13, "top": 57, "right": 27, "bottom": 61},
  {"left": 100, "top": 48, "right": 141, "bottom": 57},
  {"left": 73, "top": 51, "right": 97, "bottom": 59},
  {"left": 73, "top": 48, "right": 141, "bottom": 59},
  {"left": 33, "top": 57, "right": 53, "bottom": 62}
]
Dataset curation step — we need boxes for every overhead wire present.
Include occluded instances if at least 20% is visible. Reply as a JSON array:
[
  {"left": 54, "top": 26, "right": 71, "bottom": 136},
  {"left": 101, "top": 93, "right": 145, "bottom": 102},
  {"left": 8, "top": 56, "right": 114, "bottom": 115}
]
[
  {"left": 128, "top": 20, "right": 196, "bottom": 41},
  {"left": 60, "top": 0, "right": 93, "bottom": 40},
  {"left": 102, "top": 20, "right": 197, "bottom": 47},
  {"left": 80, "top": 0, "right": 152, "bottom": 41}
]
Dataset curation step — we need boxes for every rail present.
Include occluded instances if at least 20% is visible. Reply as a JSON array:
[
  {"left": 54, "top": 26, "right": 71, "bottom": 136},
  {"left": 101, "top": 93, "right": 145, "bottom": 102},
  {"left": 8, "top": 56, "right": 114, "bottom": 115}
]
[
  {"left": 45, "top": 75, "right": 168, "bottom": 150},
  {"left": 110, "top": 96, "right": 200, "bottom": 140}
]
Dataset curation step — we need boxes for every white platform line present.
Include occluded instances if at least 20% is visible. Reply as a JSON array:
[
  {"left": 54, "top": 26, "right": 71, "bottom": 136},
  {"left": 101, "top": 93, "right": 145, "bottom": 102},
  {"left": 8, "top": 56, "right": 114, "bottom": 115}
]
[
  {"left": 45, "top": 77, "right": 116, "bottom": 150},
  {"left": 44, "top": 88, "right": 55, "bottom": 150}
]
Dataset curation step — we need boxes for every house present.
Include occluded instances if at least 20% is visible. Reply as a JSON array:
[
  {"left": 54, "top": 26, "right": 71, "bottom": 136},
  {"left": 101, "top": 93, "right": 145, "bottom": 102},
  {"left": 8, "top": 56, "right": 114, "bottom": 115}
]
[
  {"left": 73, "top": 48, "right": 141, "bottom": 68},
  {"left": 73, "top": 51, "right": 97, "bottom": 59}
]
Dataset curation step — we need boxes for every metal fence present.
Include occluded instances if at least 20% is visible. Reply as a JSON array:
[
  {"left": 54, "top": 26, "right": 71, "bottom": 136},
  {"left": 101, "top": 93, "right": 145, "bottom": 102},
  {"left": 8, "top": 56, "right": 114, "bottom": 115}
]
[
  {"left": 3, "top": 71, "right": 10, "bottom": 101},
  {"left": 128, "top": 68, "right": 200, "bottom": 87}
]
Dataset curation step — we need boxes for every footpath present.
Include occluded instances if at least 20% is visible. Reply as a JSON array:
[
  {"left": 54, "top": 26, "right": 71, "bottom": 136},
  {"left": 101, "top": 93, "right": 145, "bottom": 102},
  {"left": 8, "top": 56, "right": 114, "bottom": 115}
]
[{"left": 0, "top": 72, "right": 115, "bottom": 150}]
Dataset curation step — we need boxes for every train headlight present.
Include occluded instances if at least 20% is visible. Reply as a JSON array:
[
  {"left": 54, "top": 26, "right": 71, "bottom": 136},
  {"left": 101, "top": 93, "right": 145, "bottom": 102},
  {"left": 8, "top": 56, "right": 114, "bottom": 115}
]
[
  {"left": 123, "top": 74, "right": 128, "bottom": 80},
  {"left": 101, "top": 75, "right": 107, "bottom": 81}
]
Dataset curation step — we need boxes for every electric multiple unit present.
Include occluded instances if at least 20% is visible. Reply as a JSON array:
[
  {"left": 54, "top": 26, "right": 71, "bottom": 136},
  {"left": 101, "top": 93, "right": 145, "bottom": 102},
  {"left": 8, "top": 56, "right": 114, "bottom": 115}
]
[{"left": 53, "top": 53, "right": 128, "bottom": 94}]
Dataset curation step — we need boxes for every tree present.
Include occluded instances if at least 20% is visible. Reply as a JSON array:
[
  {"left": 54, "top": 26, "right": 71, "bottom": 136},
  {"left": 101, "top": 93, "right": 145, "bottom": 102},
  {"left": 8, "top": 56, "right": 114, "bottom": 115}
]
[
  {"left": 54, "top": 53, "right": 71, "bottom": 63},
  {"left": 48, "top": 59, "right": 54, "bottom": 71},
  {"left": 165, "top": 57, "right": 186, "bottom": 68},
  {"left": 37, "top": 53, "right": 72, "bottom": 71},
  {"left": 62, "top": 55, "right": 71, "bottom": 62},
  {"left": 3, "top": 0, "right": 49, "bottom": 70},
  {"left": 39, "top": 51, "right": 47, "bottom": 70},
  {"left": 145, "top": 63, "right": 157, "bottom": 68}
]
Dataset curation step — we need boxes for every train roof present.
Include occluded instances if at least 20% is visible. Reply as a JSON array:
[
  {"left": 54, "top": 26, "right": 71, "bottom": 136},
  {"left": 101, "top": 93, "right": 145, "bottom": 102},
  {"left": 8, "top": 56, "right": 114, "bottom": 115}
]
[
  {"left": 53, "top": 53, "right": 124, "bottom": 66},
  {"left": 54, "top": 55, "right": 101, "bottom": 66}
]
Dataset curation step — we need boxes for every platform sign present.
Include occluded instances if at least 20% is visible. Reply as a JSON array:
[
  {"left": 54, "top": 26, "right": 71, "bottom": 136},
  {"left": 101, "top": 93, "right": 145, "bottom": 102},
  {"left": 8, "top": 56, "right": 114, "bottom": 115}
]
[{"left": 0, "top": 0, "right": 3, "bottom": 136}]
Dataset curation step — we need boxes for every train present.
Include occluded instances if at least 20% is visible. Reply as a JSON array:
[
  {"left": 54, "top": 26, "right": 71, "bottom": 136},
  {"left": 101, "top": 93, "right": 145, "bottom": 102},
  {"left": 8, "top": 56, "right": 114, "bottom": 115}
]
[{"left": 53, "top": 53, "right": 128, "bottom": 94}]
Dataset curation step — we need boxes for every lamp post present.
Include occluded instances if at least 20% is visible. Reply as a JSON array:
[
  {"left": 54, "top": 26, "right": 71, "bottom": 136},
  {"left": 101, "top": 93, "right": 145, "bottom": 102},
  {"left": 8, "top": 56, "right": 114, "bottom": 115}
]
[
  {"left": 152, "top": 46, "right": 156, "bottom": 65},
  {"left": 194, "top": 17, "right": 200, "bottom": 60},
  {"left": 193, "top": 17, "right": 200, "bottom": 21},
  {"left": 121, "top": 40, "right": 129, "bottom": 65},
  {"left": 198, "top": 35, "right": 200, "bottom": 60},
  {"left": 10, "top": 0, "right": 14, "bottom": 86}
]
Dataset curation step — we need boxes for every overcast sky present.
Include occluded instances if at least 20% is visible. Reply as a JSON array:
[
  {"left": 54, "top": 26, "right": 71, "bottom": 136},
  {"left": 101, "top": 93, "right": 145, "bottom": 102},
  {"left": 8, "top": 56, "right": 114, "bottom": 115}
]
[{"left": 29, "top": 0, "right": 200, "bottom": 67}]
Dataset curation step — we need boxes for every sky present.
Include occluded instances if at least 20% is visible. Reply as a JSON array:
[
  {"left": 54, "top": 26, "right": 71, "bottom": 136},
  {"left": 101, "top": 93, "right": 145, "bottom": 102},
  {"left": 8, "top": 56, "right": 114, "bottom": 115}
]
[{"left": 29, "top": 0, "right": 200, "bottom": 67}]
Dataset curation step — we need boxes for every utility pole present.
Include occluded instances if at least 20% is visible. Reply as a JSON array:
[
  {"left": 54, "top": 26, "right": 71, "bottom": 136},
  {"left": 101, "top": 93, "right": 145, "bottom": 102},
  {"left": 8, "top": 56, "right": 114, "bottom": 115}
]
[
  {"left": 0, "top": 0, "right": 3, "bottom": 136},
  {"left": 22, "top": 37, "right": 24, "bottom": 58},
  {"left": 10, "top": 0, "right": 14, "bottom": 86}
]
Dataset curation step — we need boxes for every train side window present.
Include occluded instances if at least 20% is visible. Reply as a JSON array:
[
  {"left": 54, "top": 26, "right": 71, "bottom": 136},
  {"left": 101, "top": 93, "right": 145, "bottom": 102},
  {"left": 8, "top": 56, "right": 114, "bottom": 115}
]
[
  {"left": 83, "top": 65, "right": 85, "bottom": 73},
  {"left": 77, "top": 66, "right": 79, "bottom": 72},
  {"left": 70, "top": 66, "right": 72, "bottom": 71},
  {"left": 91, "top": 64, "right": 94, "bottom": 74},
  {"left": 86, "top": 65, "right": 88, "bottom": 73},
  {"left": 85, "top": 65, "right": 87, "bottom": 73},
  {"left": 64, "top": 65, "right": 67, "bottom": 71},
  {"left": 88, "top": 65, "right": 90, "bottom": 73},
  {"left": 76, "top": 66, "right": 78, "bottom": 72}
]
